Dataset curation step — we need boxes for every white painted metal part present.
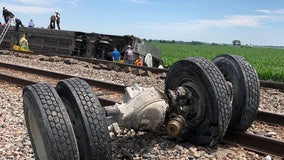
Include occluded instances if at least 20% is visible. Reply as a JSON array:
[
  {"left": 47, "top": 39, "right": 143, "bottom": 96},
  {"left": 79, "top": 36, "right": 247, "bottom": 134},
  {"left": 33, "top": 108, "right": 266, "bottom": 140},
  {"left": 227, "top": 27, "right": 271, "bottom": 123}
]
[{"left": 116, "top": 84, "right": 169, "bottom": 131}]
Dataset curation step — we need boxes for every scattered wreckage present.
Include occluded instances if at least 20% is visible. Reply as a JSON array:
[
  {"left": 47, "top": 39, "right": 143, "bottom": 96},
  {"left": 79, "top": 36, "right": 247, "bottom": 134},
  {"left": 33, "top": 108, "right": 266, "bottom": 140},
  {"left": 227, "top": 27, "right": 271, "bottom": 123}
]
[{"left": 22, "top": 54, "right": 260, "bottom": 159}]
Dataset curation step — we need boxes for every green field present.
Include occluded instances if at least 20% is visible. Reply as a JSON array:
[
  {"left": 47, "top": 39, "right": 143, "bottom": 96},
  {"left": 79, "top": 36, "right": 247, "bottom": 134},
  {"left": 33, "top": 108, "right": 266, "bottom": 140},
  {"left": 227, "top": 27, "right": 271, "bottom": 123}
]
[{"left": 152, "top": 42, "right": 284, "bottom": 82}]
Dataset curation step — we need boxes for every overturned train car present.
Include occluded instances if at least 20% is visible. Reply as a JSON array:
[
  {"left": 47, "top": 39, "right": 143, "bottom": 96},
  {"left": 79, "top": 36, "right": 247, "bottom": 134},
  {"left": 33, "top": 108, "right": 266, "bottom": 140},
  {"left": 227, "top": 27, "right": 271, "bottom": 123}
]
[{"left": 0, "top": 26, "right": 162, "bottom": 67}]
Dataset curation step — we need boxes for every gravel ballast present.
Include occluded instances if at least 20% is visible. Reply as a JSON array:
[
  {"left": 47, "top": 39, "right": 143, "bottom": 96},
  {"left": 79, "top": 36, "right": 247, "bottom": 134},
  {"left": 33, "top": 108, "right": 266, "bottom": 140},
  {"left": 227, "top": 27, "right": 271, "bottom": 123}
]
[{"left": 0, "top": 51, "right": 283, "bottom": 159}]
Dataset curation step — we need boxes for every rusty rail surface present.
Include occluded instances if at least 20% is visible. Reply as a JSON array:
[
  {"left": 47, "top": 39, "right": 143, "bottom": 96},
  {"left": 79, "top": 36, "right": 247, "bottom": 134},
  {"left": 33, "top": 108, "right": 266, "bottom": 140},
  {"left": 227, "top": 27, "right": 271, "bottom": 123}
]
[
  {"left": 59, "top": 54, "right": 168, "bottom": 74},
  {"left": 10, "top": 51, "right": 168, "bottom": 74},
  {"left": 223, "top": 131, "right": 284, "bottom": 158},
  {"left": 260, "top": 80, "right": 284, "bottom": 90},
  {"left": 256, "top": 111, "right": 284, "bottom": 126},
  {"left": 0, "top": 61, "right": 125, "bottom": 93},
  {"left": 1, "top": 61, "right": 283, "bottom": 90},
  {"left": 0, "top": 73, "right": 118, "bottom": 106}
]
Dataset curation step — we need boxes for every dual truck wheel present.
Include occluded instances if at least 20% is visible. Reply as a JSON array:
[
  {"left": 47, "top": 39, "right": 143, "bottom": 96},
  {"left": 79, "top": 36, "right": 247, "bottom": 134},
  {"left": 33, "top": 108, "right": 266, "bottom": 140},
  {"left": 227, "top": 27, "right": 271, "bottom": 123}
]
[
  {"left": 165, "top": 54, "right": 260, "bottom": 146},
  {"left": 23, "top": 54, "right": 260, "bottom": 159},
  {"left": 23, "top": 78, "right": 111, "bottom": 160}
]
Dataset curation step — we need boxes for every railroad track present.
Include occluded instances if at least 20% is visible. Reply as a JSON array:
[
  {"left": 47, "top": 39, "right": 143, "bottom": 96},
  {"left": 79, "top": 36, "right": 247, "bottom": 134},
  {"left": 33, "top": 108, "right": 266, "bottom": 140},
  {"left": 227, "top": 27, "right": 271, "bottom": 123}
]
[
  {"left": 224, "top": 131, "right": 284, "bottom": 158},
  {"left": 1, "top": 60, "right": 284, "bottom": 91},
  {"left": 0, "top": 60, "right": 283, "bottom": 108},
  {"left": 0, "top": 61, "right": 125, "bottom": 92},
  {"left": 11, "top": 51, "right": 168, "bottom": 74},
  {"left": 0, "top": 61, "right": 124, "bottom": 105},
  {"left": 10, "top": 52, "right": 284, "bottom": 90},
  {"left": 0, "top": 60, "right": 283, "bottom": 120},
  {"left": 0, "top": 61, "right": 283, "bottom": 158}
]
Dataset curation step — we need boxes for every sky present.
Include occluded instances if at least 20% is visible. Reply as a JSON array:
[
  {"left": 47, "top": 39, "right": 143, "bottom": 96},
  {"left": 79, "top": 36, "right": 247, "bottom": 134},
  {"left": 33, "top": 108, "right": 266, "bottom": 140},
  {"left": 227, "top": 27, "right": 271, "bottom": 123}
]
[{"left": 1, "top": 0, "right": 284, "bottom": 46}]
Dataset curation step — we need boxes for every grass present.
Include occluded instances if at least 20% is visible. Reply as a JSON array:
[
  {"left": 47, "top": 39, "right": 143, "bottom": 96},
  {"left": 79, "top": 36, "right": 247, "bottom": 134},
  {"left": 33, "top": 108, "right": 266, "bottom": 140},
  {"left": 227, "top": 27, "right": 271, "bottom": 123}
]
[{"left": 151, "top": 42, "right": 284, "bottom": 82}]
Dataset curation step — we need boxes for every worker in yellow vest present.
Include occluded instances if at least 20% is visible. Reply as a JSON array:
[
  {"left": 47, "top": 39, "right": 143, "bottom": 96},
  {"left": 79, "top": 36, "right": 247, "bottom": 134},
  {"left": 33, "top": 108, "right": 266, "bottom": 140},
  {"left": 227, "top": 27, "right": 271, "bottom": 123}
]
[{"left": 19, "top": 34, "right": 29, "bottom": 50}]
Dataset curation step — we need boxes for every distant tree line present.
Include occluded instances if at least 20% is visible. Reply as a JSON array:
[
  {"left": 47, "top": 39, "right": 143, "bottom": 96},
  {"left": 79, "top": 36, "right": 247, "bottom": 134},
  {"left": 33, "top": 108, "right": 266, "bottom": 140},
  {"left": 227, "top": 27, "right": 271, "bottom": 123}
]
[
  {"left": 159, "top": 40, "right": 176, "bottom": 43},
  {"left": 146, "top": 39, "right": 247, "bottom": 47}
]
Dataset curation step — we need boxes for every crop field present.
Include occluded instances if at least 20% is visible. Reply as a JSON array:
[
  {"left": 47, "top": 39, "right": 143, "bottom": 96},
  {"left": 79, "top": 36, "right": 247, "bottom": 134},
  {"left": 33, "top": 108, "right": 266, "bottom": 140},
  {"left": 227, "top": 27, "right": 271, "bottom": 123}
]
[{"left": 152, "top": 42, "right": 284, "bottom": 82}]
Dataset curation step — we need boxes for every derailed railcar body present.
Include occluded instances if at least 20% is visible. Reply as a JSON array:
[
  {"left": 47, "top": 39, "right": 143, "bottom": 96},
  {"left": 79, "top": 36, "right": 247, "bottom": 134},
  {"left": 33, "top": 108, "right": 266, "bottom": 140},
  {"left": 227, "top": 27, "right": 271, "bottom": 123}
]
[
  {"left": 0, "top": 26, "right": 162, "bottom": 67},
  {"left": 1, "top": 26, "right": 75, "bottom": 55}
]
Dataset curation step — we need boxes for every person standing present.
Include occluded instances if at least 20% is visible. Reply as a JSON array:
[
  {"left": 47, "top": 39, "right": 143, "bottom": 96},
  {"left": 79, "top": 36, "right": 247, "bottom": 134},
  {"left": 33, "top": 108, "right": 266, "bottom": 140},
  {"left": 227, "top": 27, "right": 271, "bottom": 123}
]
[
  {"left": 112, "top": 47, "right": 121, "bottom": 62},
  {"left": 55, "top": 11, "right": 60, "bottom": 30},
  {"left": 2, "top": 7, "right": 9, "bottom": 24},
  {"left": 49, "top": 15, "right": 56, "bottom": 29},
  {"left": 28, "top": 19, "right": 34, "bottom": 27},
  {"left": 124, "top": 45, "right": 133, "bottom": 64}
]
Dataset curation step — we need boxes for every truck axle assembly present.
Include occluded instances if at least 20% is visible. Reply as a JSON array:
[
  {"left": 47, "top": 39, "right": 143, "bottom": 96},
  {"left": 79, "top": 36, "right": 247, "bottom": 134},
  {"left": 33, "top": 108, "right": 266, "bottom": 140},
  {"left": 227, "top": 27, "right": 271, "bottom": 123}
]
[{"left": 22, "top": 54, "right": 260, "bottom": 159}]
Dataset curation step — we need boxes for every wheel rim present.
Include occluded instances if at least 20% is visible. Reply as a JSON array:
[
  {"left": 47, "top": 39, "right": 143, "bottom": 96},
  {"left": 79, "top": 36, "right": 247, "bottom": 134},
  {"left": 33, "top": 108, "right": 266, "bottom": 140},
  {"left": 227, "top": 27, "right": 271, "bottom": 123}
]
[
  {"left": 168, "top": 79, "right": 206, "bottom": 128},
  {"left": 28, "top": 110, "right": 48, "bottom": 160}
]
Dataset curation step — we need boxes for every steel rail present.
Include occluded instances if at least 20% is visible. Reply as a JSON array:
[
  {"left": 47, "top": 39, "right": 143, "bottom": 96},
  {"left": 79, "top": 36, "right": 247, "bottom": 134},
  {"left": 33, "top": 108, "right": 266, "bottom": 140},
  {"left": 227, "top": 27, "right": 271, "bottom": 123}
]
[
  {"left": 0, "top": 73, "right": 118, "bottom": 106},
  {"left": 11, "top": 52, "right": 168, "bottom": 74},
  {"left": 256, "top": 111, "right": 284, "bottom": 126},
  {"left": 1, "top": 61, "right": 283, "bottom": 90},
  {"left": 260, "top": 80, "right": 284, "bottom": 90},
  {"left": 1, "top": 62, "right": 283, "bottom": 123},
  {"left": 60, "top": 55, "right": 168, "bottom": 74},
  {"left": 0, "top": 61, "right": 125, "bottom": 93},
  {"left": 223, "top": 131, "right": 284, "bottom": 158},
  {"left": 62, "top": 56, "right": 284, "bottom": 89},
  {"left": 0, "top": 73, "right": 36, "bottom": 86}
]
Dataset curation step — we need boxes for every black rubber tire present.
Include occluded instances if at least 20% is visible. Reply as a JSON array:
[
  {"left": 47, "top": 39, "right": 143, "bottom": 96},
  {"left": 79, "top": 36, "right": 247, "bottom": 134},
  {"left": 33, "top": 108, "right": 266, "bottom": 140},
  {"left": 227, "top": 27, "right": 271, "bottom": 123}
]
[
  {"left": 56, "top": 77, "right": 112, "bottom": 160},
  {"left": 212, "top": 54, "right": 260, "bottom": 131},
  {"left": 165, "top": 57, "right": 231, "bottom": 146},
  {"left": 23, "top": 83, "right": 79, "bottom": 160}
]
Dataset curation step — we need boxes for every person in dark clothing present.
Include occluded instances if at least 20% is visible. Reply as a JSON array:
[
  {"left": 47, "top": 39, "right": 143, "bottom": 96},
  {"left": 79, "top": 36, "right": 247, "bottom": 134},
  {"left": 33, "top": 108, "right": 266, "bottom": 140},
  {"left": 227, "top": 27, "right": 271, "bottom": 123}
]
[
  {"left": 49, "top": 15, "right": 56, "bottom": 29},
  {"left": 55, "top": 11, "right": 60, "bottom": 30},
  {"left": 15, "top": 18, "right": 24, "bottom": 31},
  {"left": 2, "top": 7, "right": 9, "bottom": 23}
]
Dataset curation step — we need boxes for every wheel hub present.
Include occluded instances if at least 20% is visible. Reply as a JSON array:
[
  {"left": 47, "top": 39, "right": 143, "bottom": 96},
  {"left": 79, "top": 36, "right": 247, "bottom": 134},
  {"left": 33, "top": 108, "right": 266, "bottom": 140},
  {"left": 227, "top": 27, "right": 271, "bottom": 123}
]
[{"left": 166, "top": 80, "right": 205, "bottom": 136}]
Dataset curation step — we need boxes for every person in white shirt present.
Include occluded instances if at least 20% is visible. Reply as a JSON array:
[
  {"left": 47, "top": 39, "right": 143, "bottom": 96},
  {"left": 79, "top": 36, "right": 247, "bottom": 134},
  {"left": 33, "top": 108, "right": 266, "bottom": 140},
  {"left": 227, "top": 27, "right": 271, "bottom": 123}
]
[
  {"left": 28, "top": 19, "right": 34, "bottom": 27},
  {"left": 124, "top": 45, "right": 133, "bottom": 64}
]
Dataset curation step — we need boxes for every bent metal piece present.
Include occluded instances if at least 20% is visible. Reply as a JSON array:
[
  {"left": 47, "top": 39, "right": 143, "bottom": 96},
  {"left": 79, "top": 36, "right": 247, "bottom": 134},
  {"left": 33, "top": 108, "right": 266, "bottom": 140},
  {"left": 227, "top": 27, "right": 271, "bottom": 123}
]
[{"left": 104, "top": 84, "right": 169, "bottom": 132}]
